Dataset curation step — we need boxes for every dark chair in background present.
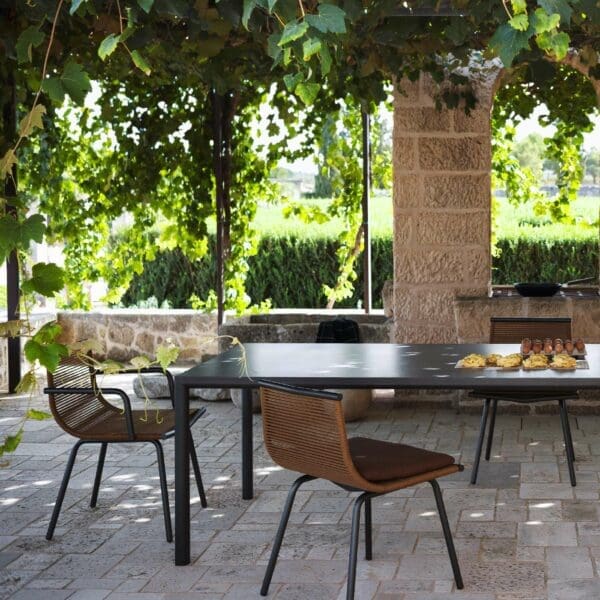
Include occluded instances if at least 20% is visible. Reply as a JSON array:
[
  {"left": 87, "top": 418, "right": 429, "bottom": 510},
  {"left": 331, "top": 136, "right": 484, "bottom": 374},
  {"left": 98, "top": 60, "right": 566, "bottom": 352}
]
[
  {"left": 470, "top": 317, "right": 578, "bottom": 486},
  {"left": 44, "top": 356, "right": 208, "bottom": 542},
  {"left": 258, "top": 380, "right": 464, "bottom": 600}
]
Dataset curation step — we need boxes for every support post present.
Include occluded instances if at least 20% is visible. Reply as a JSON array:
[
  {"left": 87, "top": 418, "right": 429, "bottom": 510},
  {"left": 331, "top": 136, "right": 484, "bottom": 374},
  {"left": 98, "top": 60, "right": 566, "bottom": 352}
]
[
  {"left": 1, "top": 13, "right": 21, "bottom": 391},
  {"left": 361, "top": 110, "right": 372, "bottom": 314}
]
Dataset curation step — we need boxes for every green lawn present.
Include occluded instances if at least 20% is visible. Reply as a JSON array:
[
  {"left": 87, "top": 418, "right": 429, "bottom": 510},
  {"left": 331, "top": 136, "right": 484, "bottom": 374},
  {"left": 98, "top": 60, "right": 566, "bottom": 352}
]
[{"left": 251, "top": 193, "right": 599, "bottom": 241}]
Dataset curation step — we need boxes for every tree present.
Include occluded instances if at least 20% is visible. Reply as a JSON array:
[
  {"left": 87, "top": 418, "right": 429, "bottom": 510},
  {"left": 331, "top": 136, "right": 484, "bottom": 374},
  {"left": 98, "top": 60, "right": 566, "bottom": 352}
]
[
  {"left": 513, "top": 133, "right": 545, "bottom": 180},
  {"left": 584, "top": 148, "right": 600, "bottom": 184}
]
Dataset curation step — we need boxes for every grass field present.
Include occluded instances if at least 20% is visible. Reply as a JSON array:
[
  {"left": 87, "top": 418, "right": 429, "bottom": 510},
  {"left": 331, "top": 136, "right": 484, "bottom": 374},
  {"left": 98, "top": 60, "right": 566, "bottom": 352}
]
[{"left": 251, "top": 194, "right": 599, "bottom": 241}]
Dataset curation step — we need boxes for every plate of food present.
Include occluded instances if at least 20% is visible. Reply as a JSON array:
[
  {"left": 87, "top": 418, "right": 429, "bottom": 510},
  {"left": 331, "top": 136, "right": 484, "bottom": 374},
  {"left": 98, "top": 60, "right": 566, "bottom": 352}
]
[
  {"left": 457, "top": 353, "right": 486, "bottom": 368},
  {"left": 497, "top": 353, "right": 523, "bottom": 369},
  {"left": 550, "top": 354, "right": 578, "bottom": 370},
  {"left": 522, "top": 354, "right": 549, "bottom": 370}
]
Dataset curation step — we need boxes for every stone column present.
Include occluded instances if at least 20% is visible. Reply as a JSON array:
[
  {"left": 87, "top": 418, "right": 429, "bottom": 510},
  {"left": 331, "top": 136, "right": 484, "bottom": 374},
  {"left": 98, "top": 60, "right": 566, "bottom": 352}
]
[{"left": 392, "top": 73, "right": 495, "bottom": 343}]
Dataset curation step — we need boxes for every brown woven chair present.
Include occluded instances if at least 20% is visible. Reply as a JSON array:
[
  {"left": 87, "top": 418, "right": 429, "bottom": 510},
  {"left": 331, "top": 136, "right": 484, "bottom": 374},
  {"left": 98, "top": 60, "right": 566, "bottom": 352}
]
[
  {"left": 44, "top": 356, "right": 208, "bottom": 542},
  {"left": 470, "top": 317, "right": 578, "bottom": 486},
  {"left": 258, "top": 381, "right": 464, "bottom": 600}
]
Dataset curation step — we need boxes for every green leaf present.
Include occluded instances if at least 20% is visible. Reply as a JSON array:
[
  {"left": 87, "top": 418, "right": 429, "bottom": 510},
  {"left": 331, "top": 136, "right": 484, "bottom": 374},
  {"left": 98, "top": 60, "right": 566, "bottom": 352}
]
[
  {"left": 278, "top": 20, "right": 309, "bottom": 46},
  {"left": 98, "top": 359, "right": 123, "bottom": 375},
  {"left": 16, "top": 26, "right": 45, "bottom": 64},
  {"left": 21, "top": 214, "right": 46, "bottom": 245},
  {"left": 15, "top": 371, "right": 37, "bottom": 394},
  {"left": 42, "top": 77, "right": 65, "bottom": 104},
  {"left": 130, "top": 355, "right": 152, "bottom": 369},
  {"left": 0, "top": 320, "right": 24, "bottom": 338},
  {"left": 61, "top": 60, "right": 92, "bottom": 104},
  {"left": 319, "top": 44, "right": 332, "bottom": 76},
  {"left": 267, "top": 0, "right": 278, "bottom": 11},
  {"left": 33, "top": 321, "right": 62, "bottom": 345},
  {"left": 98, "top": 34, "right": 120, "bottom": 60},
  {"left": 18, "top": 104, "right": 46, "bottom": 138},
  {"left": 70, "top": 0, "right": 88, "bottom": 15},
  {"left": 156, "top": 343, "right": 179, "bottom": 369},
  {"left": 69, "top": 338, "right": 104, "bottom": 356},
  {"left": 131, "top": 50, "right": 152, "bottom": 75},
  {"left": 267, "top": 32, "right": 282, "bottom": 60},
  {"left": 295, "top": 82, "right": 320, "bottom": 105},
  {"left": 137, "top": 0, "right": 155, "bottom": 13},
  {"left": 21, "top": 262, "right": 65, "bottom": 297},
  {"left": 0, "top": 149, "right": 17, "bottom": 179},
  {"left": 537, "top": 30, "right": 570, "bottom": 59},
  {"left": 488, "top": 22, "right": 531, "bottom": 66},
  {"left": 302, "top": 37, "right": 322, "bottom": 60},
  {"left": 531, "top": 8, "right": 561, "bottom": 33},
  {"left": 539, "top": 0, "right": 573, "bottom": 24},
  {"left": 305, "top": 4, "right": 346, "bottom": 34},
  {"left": 509, "top": 14, "right": 529, "bottom": 31},
  {"left": 283, "top": 72, "right": 303, "bottom": 91},
  {"left": 24, "top": 340, "right": 68, "bottom": 372},
  {"left": 25, "top": 409, "right": 52, "bottom": 421},
  {"left": 510, "top": 0, "right": 527, "bottom": 13},
  {"left": 0, "top": 428, "right": 23, "bottom": 456},
  {"left": 242, "top": 0, "right": 257, "bottom": 29}
]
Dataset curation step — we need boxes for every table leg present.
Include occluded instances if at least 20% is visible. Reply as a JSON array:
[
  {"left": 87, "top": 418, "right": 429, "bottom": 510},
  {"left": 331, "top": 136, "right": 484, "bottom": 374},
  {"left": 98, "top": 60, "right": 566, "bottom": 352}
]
[
  {"left": 175, "top": 381, "right": 190, "bottom": 565},
  {"left": 241, "top": 388, "right": 254, "bottom": 500}
]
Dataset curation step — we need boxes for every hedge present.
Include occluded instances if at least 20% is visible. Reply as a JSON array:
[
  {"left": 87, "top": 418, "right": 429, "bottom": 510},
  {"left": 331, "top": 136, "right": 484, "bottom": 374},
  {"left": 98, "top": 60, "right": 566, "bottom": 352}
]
[{"left": 122, "top": 235, "right": 598, "bottom": 309}]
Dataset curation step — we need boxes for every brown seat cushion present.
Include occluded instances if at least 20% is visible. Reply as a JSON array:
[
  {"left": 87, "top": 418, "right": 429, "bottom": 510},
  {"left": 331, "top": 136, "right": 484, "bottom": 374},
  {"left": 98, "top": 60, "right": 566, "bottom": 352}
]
[{"left": 348, "top": 437, "right": 455, "bottom": 482}]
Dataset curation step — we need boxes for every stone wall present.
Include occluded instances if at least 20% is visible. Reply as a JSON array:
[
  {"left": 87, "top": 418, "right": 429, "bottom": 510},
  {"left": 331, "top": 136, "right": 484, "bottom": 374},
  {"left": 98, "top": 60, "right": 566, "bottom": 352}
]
[
  {"left": 392, "top": 71, "right": 496, "bottom": 343},
  {"left": 57, "top": 309, "right": 219, "bottom": 363}
]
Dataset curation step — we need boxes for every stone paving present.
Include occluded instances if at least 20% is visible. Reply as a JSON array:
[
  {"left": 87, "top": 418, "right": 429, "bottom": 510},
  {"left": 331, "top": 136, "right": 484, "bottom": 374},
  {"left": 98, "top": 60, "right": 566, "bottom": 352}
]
[{"left": 2, "top": 382, "right": 600, "bottom": 600}]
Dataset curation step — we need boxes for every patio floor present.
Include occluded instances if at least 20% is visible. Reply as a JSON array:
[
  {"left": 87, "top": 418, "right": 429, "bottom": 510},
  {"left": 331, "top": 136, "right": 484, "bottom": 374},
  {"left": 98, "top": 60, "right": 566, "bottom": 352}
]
[{"left": 2, "top": 383, "right": 600, "bottom": 600}]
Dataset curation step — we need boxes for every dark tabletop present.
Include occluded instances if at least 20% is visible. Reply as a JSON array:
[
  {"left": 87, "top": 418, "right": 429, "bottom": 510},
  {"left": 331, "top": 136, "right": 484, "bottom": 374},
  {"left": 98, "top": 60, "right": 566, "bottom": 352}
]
[{"left": 176, "top": 343, "right": 600, "bottom": 391}]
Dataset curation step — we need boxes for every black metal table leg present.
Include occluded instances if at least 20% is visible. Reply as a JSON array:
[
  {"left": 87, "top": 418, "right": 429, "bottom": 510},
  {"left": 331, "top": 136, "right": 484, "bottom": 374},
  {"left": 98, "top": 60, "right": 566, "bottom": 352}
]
[
  {"left": 241, "top": 388, "right": 254, "bottom": 500},
  {"left": 470, "top": 398, "right": 490, "bottom": 485},
  {"left": 175, "top": 380, "right": 190, "bottom": 565}
]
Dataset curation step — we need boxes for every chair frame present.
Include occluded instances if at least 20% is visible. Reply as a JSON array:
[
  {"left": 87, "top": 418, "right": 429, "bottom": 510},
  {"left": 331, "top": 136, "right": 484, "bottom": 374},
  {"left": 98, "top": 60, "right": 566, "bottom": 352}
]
[
  {"left": 257, "top": 381, "right": 463, "bottom": 600},
  {"left": 44, "top": 362, "right": 207, "bottom": 542},
  {"left": 470, "top": 317, "right": 578, "bottom": 486}
]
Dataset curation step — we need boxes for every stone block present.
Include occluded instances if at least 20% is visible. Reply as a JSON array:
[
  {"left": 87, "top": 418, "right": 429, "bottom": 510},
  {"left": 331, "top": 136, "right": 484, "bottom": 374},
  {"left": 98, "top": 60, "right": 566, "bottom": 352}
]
[
  {"left": 453, "top": 106, "right": 491, "bottom": 133},
  {"left": 419, "top": 136, "right": 489, "bottom": 171},
  {"left": 417, "top": 211, "right": 488, "bottom": 246},
  {"left": 382, "top": 280, "right": 393, "bottom": 317},
  {"left": 394, "top": 288, "right": 456, "bottom": 323},
  {"left": 394, "top": 322, "right": 457, "bottom": 343},
  {"left": 392, "top": 212, "right": 413, "bottom": 246},
  {"left": 462, "top": 247, "right": 491, "bottom": 287},
  {"left": 132, "top": 373, "right": 229, "bottom": 401},
  {"left": 392, "top": 136, "right": 417, "bottom": 171},
  {"left": 394, "top": 174, "right": 422, "bottom": 208},
  {"left": 395, "top": 107, "right": 451, "bottom": 133},
  {"left": 394, "top": 249, "right": 465, "bottom": 284},
  {"left": 108, "top": 325, "right": 134, "bottom": 346},
  {"left": 393, "top": 78, "right": 421, "bottom": 106},
  {"left": 423, "top": 174, "right": 490, "bottom": 209}
]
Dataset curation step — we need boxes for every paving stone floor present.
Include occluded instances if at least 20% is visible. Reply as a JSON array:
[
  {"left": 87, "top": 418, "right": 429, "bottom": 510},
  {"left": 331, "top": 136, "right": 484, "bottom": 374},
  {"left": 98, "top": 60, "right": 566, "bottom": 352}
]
[{"left": 2, "top": 383, "right": 600, "bottom": 599}]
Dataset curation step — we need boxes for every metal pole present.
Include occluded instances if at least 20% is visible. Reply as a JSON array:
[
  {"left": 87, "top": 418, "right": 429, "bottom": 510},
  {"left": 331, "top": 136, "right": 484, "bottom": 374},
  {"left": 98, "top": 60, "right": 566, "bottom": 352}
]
[
  {"left": 1, "top": 12, "right": 21, "bottom": 390},
  {"left": 361, "top": 110, "right": 372, "bottom": 313}
]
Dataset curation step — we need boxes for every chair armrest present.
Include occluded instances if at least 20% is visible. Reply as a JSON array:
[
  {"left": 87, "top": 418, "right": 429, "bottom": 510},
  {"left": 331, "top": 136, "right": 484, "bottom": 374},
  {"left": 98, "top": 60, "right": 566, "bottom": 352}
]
[{"left": 44, "top": 386, "right": 136, "bottom": 439}]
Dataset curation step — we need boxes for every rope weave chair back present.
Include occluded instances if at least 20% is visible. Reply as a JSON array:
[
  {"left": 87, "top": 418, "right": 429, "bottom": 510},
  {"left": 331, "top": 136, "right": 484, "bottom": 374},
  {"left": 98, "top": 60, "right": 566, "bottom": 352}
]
[
  {"left": 490, "top": 317, "right": 572, "bottom": 343},
  {"left": 47, "top": 356, "right": 115, "bottom": 437},
  {"left": 260, "top": 383, "right": 364, "bottom": 488}
]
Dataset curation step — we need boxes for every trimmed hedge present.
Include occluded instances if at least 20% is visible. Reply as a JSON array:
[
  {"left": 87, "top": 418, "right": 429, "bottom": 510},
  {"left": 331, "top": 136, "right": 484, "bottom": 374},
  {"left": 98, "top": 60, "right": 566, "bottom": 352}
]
[{"left": 122, "top": 235, "right": 598, "bottom": 309}]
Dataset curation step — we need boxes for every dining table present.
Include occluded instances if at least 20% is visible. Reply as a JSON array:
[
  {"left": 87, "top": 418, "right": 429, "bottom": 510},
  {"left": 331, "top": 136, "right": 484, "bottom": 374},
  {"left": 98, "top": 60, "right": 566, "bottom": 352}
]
[{"left": 173, "top": 342, "right": 600, "bottom": 565}]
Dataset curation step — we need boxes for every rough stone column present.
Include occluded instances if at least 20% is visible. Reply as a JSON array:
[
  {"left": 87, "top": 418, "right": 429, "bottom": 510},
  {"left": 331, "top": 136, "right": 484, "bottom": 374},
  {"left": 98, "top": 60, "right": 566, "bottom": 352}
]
[{"left": 392, "top": 72, "right": 495, "bottom": 343}]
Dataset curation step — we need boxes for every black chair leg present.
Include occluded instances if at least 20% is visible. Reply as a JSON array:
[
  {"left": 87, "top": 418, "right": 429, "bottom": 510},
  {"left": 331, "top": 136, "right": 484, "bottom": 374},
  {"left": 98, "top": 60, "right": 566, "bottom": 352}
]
[
  {"left": 47, "top": 440, "right": 84, "bottom": 540},
  {"left": 364, "top": 496, "right": 372, "bottom": 561},
  {"left": 561, "top": 401, "right": 576, "bottom": 462},
  {"left": 261, "top": 474, "right": 315, "bottom": 596},
  {"left": 189, "top": 432, "right": 208, "bottom": 508},
  {"left": 470, "top": 398, "right": 490, "bottom": 484},
  {"left": 152, "top": 440, "right": 173, "bottom": 543},
  {"left": 485, "top": 399, "right": 498, "bottom": 461},
  {"left": 430, "top": 480, "right": 463, "bottom": 589},
  {"left": 347, "top": 493, "right": 374, "bottom": 600},
  {"left": 90, "top": 442, "right": 108, "bottom": 508},
  {"left": 558, "top": 400, "right": 577, "bottom": 487}
]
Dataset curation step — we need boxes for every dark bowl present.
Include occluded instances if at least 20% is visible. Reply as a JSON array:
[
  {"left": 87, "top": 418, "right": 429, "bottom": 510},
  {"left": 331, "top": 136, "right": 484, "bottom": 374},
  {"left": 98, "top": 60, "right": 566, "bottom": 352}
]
[{"left": 514, "top": 283, "right": 561, "bottom": 297}]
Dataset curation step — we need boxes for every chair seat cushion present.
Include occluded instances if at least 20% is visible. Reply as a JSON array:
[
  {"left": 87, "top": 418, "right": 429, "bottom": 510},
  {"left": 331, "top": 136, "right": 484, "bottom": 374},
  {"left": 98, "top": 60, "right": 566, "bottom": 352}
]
[{"left": 348, "top": 437, "right": 456, "bottom": 482}]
